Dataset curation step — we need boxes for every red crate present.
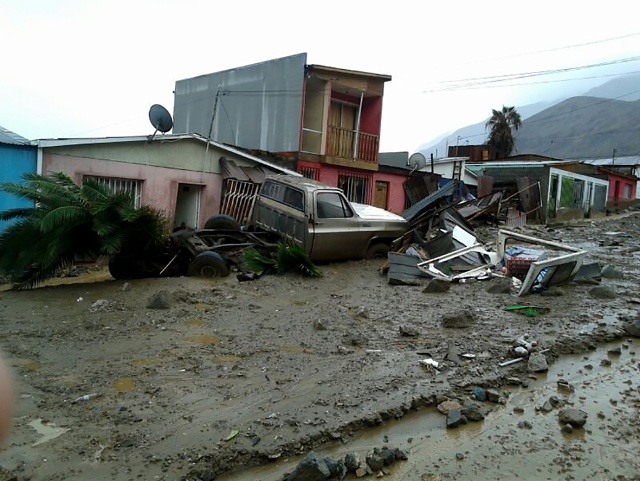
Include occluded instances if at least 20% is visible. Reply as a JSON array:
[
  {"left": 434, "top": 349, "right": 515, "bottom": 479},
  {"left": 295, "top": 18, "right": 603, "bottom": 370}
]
[{"left": 506, "top": 257, "right": 536, "bottom": 280}]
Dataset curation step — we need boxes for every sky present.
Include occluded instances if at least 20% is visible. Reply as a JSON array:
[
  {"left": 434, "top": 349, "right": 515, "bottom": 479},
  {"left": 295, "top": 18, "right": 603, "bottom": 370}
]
[{"left": 2, "top": 0, "right": 639, "bottom": 154}]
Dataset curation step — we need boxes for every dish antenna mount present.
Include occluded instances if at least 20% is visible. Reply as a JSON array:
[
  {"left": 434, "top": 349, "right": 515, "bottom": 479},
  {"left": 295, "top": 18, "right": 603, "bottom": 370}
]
[
  {"left": 148, "top": 104, "right": 173, "bottom": 141},
  {"left": 408, "top": 152, "right": 427, "bottom": 172}
]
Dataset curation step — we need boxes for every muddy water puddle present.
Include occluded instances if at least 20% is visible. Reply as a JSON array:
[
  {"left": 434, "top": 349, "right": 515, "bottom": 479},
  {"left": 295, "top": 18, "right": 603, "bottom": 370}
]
[{"left": 219, "top": 339, "right": 640, "bottom": 481}]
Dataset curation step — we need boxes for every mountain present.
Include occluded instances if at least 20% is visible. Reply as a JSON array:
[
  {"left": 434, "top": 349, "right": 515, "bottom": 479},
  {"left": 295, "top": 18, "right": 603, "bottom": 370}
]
[
  {"left": 417, "top": 73, "right": 640, "bottom": 160},
  {"left": 514, "top": 96, "right": 640, "bottom": 159}
]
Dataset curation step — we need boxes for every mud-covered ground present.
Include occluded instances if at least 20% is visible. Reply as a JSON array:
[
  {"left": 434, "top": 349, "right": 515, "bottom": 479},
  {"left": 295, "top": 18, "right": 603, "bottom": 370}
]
[{"left": 0, "top": 211, "right": 639, "bottom": 481}]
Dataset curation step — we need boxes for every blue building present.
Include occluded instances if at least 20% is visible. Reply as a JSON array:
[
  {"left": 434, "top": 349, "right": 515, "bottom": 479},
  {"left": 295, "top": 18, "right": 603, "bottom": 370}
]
[{"left": 0, "top": 126, "right": 37, "bottom": 232}]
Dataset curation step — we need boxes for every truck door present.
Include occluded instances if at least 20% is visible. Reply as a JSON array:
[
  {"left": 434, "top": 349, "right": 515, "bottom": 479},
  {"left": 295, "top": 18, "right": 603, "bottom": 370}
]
[{"left": 310, "top": 192, "right": 362, "bottom": 261}]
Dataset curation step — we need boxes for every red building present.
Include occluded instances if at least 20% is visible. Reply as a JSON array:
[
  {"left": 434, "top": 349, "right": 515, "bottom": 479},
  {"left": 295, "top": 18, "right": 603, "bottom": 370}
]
[{"left": 173, "top": 53, "right": 409, "bottom": 214}]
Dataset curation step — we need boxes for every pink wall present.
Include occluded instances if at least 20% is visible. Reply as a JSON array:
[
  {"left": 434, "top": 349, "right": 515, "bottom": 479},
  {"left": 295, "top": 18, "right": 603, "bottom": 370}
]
[
  {"left": 297, "top": 161, "right": 407, "bottom": 214},
  {"left": 43, "top": 153, "right": 223, "bottom": 227},
  {"left": 372, "top": 171, "right": 406, "bottom": 214},
  {"left": 607, "top": 176, "right": 636, "bottom": 201}
]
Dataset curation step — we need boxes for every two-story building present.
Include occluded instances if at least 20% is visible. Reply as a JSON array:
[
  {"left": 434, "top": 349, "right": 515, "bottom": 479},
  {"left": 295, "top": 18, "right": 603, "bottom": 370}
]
[{"left": 172, "top": 53, "right": 408, "bottom": 214}]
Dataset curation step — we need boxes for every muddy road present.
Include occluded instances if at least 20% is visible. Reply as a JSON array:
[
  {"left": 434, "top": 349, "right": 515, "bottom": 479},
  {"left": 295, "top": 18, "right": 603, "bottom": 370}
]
[{"left": 0, "top": 211, "right": 639, "bottom": 481}]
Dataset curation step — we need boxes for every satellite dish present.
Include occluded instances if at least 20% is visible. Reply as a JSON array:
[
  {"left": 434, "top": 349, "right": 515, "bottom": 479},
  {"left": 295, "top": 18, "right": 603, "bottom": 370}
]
[
  {"left": 148, "top": 104, "right": 173, "bottom": 140},
  {"left": 408, "top": 152, "right": 427, "bottom": 171}
]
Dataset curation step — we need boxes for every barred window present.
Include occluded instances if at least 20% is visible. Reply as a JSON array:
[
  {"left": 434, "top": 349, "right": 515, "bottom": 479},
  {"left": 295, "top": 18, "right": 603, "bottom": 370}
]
[
  {"left": 338, "top": 172, "right": 371, "bottom": 204},
  {"left": 83, "top": 176, "right": 142, "bottom": 208},
  {"left": 299, "top": 166, "right": 320, "bottom": 181}
]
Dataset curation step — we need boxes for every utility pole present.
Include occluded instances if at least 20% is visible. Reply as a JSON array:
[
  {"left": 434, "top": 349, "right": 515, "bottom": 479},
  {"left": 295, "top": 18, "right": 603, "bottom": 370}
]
[{"left": 612, "top": 148, "right": 617, "bottom": 166}]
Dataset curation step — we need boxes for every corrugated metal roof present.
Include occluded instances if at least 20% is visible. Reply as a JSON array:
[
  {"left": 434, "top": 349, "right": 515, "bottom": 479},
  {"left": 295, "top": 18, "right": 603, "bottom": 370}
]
[
  {"left": 0, "top": 125, "right": 30, "bottom": 145},
  {"left": 583, "top": 156, "right": 640, "bottom": 167},
  {"left": 35, "top": 133, "right": 301, "bottom": 177},
  {"left": 220, "top": 158, "right": 270, "bottom": 183}
]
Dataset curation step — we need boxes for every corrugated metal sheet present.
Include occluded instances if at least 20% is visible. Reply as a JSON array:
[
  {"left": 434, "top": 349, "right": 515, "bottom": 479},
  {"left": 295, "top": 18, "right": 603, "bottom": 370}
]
[
  {"left": 220, "top": 158, "right": 271, "bottom": 183},
  {"left": 173, "top": 53, "right": 307, "bottom": 153},
  {"left": 0, "top": 126, "right": 29, "bottom": 145}
]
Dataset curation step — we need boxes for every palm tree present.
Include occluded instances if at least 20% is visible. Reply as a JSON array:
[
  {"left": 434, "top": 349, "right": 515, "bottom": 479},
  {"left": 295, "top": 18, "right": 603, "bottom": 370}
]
[
  {"left": 485, "top": 106, "right": 522, "bottom": 158},
  {"left": 0, "top": 172, "right": 169, "bottom": 289}
]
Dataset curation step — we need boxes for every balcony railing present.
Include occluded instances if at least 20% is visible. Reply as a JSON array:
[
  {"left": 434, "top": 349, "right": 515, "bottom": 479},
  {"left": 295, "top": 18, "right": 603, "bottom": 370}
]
[{"left": 327, "top": 126, "right": 379, "bottom": 163}]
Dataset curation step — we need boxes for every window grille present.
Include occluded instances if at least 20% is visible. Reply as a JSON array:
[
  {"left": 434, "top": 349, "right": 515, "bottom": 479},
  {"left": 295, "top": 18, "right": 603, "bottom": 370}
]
[
  {"left": 299, "top": 166, "right": 320, "bottom": 181},
  {"left": 337, "top": 172, "right": 371, "bottom": 204},
  {"left": 83, "top": 176, "right": 142, "bottom": 208}
]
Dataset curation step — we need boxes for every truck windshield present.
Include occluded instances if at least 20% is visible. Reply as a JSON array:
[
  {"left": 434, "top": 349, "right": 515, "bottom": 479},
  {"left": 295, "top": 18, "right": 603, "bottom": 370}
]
[{"left": 316, "top": 192, "right": 354, "bottom": 219}]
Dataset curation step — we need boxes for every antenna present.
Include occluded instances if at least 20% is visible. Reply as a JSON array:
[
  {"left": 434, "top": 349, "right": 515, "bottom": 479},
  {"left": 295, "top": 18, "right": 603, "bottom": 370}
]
[
  {"left": 148, "top": 104, "right": 173, "bottom": 141},
  {"left": 408, "top": 152, "right": 427, "bottom": 172}
]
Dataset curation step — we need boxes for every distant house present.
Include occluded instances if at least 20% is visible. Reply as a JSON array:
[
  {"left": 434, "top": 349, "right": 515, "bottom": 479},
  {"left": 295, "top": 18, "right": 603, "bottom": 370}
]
[
  {"left": 582, "top": 156, "right": 640, "bottom": 202},
  {"left": 172, "top": 53, "right": 408, "bottom": 214},
  {"left": 0, "top": 126, "right": 37, "bottom": 232},
  {"left": 466, "top": 160, "right": 609, "bottom": 223},
  {"left": 35, "top": 134, "right": 298, "bottom": 229}
]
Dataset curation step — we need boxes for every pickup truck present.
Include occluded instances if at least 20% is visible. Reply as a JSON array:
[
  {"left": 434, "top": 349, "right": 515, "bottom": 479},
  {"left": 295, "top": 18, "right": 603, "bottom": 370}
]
[
  {"left": 109, "top": 175, "right": 409, "bottom": 280},
  {"left": 246, "top": 175, "right": 409, "bottom": 261}
]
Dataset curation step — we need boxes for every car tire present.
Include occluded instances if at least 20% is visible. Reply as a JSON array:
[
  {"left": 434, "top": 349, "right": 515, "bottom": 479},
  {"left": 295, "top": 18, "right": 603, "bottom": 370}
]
[
  {"left": 366, "top": 243, "right": 390, "bottom": 259},
  {"left": 203, "top": 214, "right": 241, "bottom": 231},
  {"left": 187, "top": 252, "right": 231, "bottom": 278}
]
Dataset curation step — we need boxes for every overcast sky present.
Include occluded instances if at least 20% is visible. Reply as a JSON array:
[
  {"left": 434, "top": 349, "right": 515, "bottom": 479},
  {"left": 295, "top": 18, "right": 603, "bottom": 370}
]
[{"left": 2, "top": 0, "right": 639, "bottom": 153}]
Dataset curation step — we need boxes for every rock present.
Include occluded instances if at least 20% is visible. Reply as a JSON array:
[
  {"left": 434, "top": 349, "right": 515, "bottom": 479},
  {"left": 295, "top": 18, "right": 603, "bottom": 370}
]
[
  {"left": 399, "top": 325, "right": 419, "bottom": 337},
  {"left": 624, "top": 318, "right": 640, "bottom": 338},
  {"left": 527, "top": 352, "right": 549, "bottom": 373},
  {"left": 323, "top": 457, "right": 346, "bottom": 479},
  {"left": 485, "top": 389, "right": 501, "bottom": 403},
  {"left": 441, "top": 311, "right": 476, "bottom": 329},
  {"left": 422, "top": 279, "right": 451, "bottom": 293},
  {"left": 600, "top": 359, "right": 612, "bottom": 367},
  {"left": 548, "top": 395, "right": 562, "bottom": 408},
  {"left": 313, "top": 319, "right": 327, "bottom": 331},
  {"left": 486, "top": 277, "right": 511, "bottom": 294},
  {"left": 461, "top": 405, "right": 485, "bottom": 422},
  {"left": 285, "top": 451, "right": 331, "bottom": 481},
  {"left": 600, "top": 265, "right": 624, "bottom": 279},
  {"left": 366, "top": 452, "right": 385, "bottom": 472},
  {"left": 607, "top": 347, "right": 621, "bottom": 355},
  {"left": 540, "top": 401, "right": 553, "bottom": 413},
  {"left": 90, "top": 299, "right": 110, "bottom": 312},
  {"left": 355, "top": 466, "right": 369, "bottom": 478},
  {"left": 455, "top": 452, "right": 465, "bottom": 460},
  {"left": 393, "top": 448, "right": 408, "bottom": 461},
  {"left": 379, "top": 448, "right": 396, "bottom": 466},
  {"left": 517, "top": 420, "right": 533, "bottom": 429},
  {"left": 147, "top": 290, "right": 172, "bottom": 309},
  {"left": 558, "top": 408, "right": 588, "bottom": 428},
  {"left": 446, "top": 409, "right": 467, "bottom": 429},
  {"left": 344, "top": 452, "right": 360, "bottom": 472},
  {"left": 437, "top": 400, "right": 461, "bottom": 414},
  {"left": 561, "top": 423, "right": 574, "bottom": 433},
  {"left": 589, "top": 286, "right": 616, "bottom": 300},
  {"left": 121, "top": 282, "right": 131, "bottom": 291}
]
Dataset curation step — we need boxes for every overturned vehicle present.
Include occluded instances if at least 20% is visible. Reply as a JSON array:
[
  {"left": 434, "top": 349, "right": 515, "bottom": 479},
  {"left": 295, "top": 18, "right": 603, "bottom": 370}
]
[{"left": 109, "top": 175, "right": 409, "bottom": 280}]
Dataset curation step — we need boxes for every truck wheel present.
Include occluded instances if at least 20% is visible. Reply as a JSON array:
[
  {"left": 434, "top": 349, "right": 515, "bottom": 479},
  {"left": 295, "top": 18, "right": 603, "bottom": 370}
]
[
  {"left": 187, "top": 252, "right": 230, "bottom": 278},
  {"left": 366, "top": 243, "right": 390, "bottom": 259},
  {"left": 203, "top": 214, "right": 240, "bottom": 231}
]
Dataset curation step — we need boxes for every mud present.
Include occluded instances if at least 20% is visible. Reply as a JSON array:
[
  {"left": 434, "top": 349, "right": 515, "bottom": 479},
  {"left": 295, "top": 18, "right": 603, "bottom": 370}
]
[{"left": 0, "top": 211, "right": 639, "bottom": 481}]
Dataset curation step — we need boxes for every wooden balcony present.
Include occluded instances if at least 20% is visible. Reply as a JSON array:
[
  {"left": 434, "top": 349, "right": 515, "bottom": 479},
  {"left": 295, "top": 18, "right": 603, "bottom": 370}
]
[{"left": 327, "top": 126, "right": 379, "bottom": 164}]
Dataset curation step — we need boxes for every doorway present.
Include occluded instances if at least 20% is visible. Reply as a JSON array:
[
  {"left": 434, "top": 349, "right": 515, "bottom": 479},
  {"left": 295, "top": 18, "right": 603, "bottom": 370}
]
[
  {"left": 374, "top": 181, "right": 389, "bottom": 210},
  {"left": 174, "top": 184, "right": 202, "bottom": 229}
]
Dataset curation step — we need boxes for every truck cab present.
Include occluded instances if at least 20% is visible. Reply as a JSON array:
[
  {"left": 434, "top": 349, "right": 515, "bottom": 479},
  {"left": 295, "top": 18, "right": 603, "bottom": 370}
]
[{"left": 250, "top": 175, "right": 409, "bottom": 262}]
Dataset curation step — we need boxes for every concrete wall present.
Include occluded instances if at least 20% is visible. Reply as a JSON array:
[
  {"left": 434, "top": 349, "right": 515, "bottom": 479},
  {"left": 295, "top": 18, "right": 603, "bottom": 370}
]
[{"left": 43, "top": 153, "right": 222, "bottom": 228}]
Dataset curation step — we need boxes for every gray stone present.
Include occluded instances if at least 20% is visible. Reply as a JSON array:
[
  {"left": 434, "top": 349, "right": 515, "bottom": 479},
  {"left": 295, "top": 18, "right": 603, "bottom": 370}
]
[
  {"left": 437, "top": 400, "right": 461, "bottom": 414},
  {"left": 366, "top": 452, "right": 385, "bottom": 472},
  {"left": 344, "top": 452, "right": 359, "bottom": 472},
  {"left": 399, "top": 325, "right": 419, "bottom": 337},
  {"left": 147, "top": 290, "right": 172, "bottom": 309},
  {"left": 624, "top": 318, "right": 640, "bottom": 338},
  {"left": 461, "top": 405, "right": 485, "bottom": 422},
  {"left": 601, "top": 265, "right": 624, "bottom": 279},
  {"left": 486, "top": 277, "right": 511, "bottom": 294},
  {"left": 285, "top": 451, "right": 331, "bottom": 481},
  {"left": 589, "top": 286, "right": 616, "bottom": 300},
  {"left": 441, "top": 311, "right": 476, "bottom": 329},
  {"left": 393, "top": 448, "right": 408, "bottom": 461},
  {"left": 486, "top": 389, "right": 501, "bottom": 403},
  {"left": 558, "top": 408, "right": 588, "bottom": 428},
  {"left": 422, "top": 279, "right": 451, "bottom": 293},
  {"left": 528, "top": 352, "right": 549, "bottom": 373},
  {"left": 446, "top": 409, "right": 467, "bottom": 429}
]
